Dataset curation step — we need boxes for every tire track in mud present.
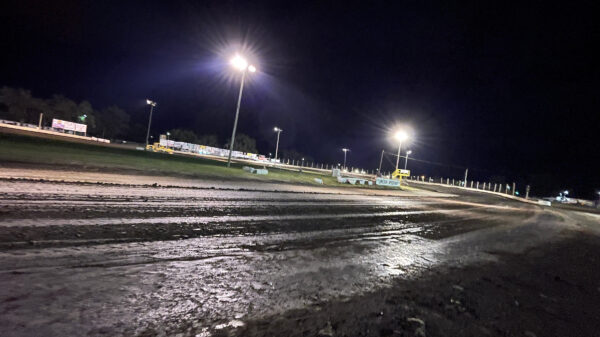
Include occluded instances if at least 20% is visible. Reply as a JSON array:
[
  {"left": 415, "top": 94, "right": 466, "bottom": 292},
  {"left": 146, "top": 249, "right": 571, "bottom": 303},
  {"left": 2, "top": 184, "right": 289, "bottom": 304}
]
[
  {"left": 0, "top": 179, "right": 531, "bottom": 251},
  {"left": 0, "top": 176, "right": 545, "bottom": 337}
]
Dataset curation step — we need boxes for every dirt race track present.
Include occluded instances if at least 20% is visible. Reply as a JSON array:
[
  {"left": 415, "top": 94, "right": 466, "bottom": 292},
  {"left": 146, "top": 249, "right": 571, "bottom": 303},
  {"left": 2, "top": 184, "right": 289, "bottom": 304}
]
[{"left": 0, "top": 166, "right": 599, "bottom": 337}]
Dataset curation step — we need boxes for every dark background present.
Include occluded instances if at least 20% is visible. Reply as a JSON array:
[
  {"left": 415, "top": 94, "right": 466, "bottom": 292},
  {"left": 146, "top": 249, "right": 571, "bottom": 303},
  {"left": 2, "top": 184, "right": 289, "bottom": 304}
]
[{"left": 1, "top": 0, "right": 599, "bottom": 198}]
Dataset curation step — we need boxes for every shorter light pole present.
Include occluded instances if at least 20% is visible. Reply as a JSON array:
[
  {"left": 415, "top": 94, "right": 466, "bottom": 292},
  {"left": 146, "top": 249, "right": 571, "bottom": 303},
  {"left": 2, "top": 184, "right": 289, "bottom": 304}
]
[
  {"left": 273, "top": 127, "right": 283, "bottom": 161},
  {"left": 145, "top": 99, "right": 157, "bottom": 147},
  {"left": 378, "top": 149, "right": 384, "bottom": 175},
  {"left": 404, "top": 150, "right": 412, "bottom": 170},
  {"left": 166, "top": 132, "right": 170, "bottom": 149},
  {"left": 342, "top": 148, "right": 349, "bottom": 170}
]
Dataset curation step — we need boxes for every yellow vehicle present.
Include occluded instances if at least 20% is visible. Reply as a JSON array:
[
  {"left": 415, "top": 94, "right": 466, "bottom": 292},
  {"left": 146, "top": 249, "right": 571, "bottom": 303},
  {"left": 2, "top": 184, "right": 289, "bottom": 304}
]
[
  {"left": 146, "top": 142, "right": 173, "bottom": 154},
  {"left": 391, "top": 169, "right": 410, "bottom": 179}
]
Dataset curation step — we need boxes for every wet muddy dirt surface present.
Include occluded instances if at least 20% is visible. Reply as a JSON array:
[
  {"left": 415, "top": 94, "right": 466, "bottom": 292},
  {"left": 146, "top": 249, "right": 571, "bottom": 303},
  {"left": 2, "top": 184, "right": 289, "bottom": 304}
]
[{"left": 0, "top": 168, "right": 599, "bottom": 336}]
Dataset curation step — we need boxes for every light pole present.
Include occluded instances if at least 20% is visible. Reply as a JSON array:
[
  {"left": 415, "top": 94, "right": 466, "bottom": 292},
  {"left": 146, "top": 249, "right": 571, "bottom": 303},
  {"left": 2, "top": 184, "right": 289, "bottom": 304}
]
[
  {"left": 273, "top": 127, "right": 283, "bottom": 162},
  {"left": 227, "top": 54, "right": 257, "bottom": 167},
  {"left": 394, "top": 130, "right": 408, "bottom": 170},
  {"left": 145, "top": 99, "right": 157, "bottom": 147},
  {"left": 166, "top": 131, "right": 170, "bottom": 149},
  {"left": 404, "top": 150, "right": 412, "bottom": 170},
  {"left": 342, "top": 148, "right": 349, "bottom": 170},
  {"left": 378, "top": 149, "right": 384, "bottom": 175}
]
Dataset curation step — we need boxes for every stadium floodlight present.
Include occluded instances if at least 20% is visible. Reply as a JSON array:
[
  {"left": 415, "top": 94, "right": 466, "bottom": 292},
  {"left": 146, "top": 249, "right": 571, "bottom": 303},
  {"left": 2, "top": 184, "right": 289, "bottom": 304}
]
[
  {"left": 226, "top": 54, "right": 258, "bottom": 167},
  {"left": 393, "top": 129, "right": 410, "bottom": 170}
]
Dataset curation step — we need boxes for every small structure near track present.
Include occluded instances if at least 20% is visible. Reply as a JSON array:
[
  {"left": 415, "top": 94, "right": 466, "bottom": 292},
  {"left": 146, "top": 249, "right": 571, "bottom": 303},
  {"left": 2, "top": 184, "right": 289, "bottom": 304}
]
[
  {"left": 332, "top": 169, "right": 373, "bottom": 186},
  {"left": 243, "top": 166, "right": 268, "bottom": 175}
]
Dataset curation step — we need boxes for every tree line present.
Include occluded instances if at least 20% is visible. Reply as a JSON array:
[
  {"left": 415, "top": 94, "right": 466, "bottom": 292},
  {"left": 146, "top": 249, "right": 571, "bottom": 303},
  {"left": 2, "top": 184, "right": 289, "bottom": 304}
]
[
  {"left": 0, "top": 86, "right": 261, "bottom": 153},
  {"left": 0, "top": 86, "right": 314, "bottom": 158},
  {"left": 0, "top": 86, "right": 130, "bottom": 139}
]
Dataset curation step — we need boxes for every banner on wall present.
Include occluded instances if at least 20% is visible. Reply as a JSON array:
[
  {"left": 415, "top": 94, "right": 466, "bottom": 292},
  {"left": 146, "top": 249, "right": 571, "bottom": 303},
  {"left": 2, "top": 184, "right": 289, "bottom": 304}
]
[{"left": 52, "top": 119, "right": 87, "bottom": 133}]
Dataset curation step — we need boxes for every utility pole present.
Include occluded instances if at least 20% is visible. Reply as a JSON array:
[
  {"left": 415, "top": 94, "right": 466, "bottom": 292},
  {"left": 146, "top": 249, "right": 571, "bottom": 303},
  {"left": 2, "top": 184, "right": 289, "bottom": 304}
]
[
  {"left": 378, "top": 149, "right": 384, "bottom": 175},
  {"left": 463, "top": 169, "right": 468, "bottom": 188},
  {"left": 38, "top": 113, "right": 43, "bottom": 129}
]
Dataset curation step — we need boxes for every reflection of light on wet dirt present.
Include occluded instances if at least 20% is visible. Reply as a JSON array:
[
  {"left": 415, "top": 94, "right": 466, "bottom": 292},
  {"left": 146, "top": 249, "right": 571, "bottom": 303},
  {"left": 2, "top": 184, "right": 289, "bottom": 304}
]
[{"left": 0, "top": 222, "right": 444, "bottom": 335}]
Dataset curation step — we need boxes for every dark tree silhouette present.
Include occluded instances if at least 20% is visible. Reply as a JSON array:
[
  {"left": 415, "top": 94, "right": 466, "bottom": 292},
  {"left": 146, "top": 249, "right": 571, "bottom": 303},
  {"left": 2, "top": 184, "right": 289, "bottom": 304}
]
[{"left": 224, "top": 133, "right": 258, "bottom": 153}]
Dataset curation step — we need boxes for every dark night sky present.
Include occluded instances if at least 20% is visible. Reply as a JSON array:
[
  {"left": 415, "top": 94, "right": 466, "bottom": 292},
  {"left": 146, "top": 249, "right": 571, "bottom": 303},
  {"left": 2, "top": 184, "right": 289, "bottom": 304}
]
[{"left": 2, "top": 0, "right": 599, "bottom": 198}]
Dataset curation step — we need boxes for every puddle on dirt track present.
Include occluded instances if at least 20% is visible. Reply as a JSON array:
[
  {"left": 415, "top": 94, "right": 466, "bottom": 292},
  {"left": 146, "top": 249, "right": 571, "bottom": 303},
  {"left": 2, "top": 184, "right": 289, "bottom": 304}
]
[{"left": 0, "top": 172, "right": 572, "bottom": 337}]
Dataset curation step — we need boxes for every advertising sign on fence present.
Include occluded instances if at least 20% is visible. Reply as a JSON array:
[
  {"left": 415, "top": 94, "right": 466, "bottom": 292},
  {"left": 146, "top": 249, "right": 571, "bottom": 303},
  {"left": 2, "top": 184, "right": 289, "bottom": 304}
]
[
  {"left": 375, "top": 177, "right": 400, "bottom": 187},
  {"left": 52, "top": 119, "right": 87, "bottom": 133}
]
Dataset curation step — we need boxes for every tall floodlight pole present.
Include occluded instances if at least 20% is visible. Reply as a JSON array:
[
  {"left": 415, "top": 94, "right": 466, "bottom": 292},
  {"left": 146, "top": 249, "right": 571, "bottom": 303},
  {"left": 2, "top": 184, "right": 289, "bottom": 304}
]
[
  {"left": 394, "top": 130, "right": 409, "bottom": 170},
  {"left": 404, "top": 150, "right": 412, "bottom": 170},
  {"left": 227, "top": 55, "right": 257, "bottom": 167},
  {"left": 342, "top": 148, "right": 349, "bottom": 170},
  {"left": 145, "top": 99, "right": 157, "bottom": 147},
  {"left": 273, "top": 127, "right": 283, "bottom": 161}
]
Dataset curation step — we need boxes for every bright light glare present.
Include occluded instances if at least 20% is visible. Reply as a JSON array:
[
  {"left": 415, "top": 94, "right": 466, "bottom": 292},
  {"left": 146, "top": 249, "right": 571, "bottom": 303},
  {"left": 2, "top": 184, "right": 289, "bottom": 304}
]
[
  {"left": 342, "top": 148, "right": 349, "bottom": 152},
  {"left": 146, "top": 99, "right": 156, "bottom": 106},
  {"left": 394, "top": 130, "right": 409, "bottom": 142},
  {"left": 274, "top": 127, "right": 280, "bottom": 131},
  {"left": 230, "top": 55, "right": 248, "bottom": 70},
  {"left": 407, "top": 150, "right": 412, "bottom": 155},
  {"left": 248, "top": 65, "right": 256, "bottom": 73}
]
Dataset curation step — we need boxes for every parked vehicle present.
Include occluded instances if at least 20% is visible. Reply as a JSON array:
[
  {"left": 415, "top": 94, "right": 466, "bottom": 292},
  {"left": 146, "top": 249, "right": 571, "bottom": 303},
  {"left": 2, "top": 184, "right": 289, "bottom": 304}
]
[{"left": 146, "top": 142, "right": 173, "bottom": 154}]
